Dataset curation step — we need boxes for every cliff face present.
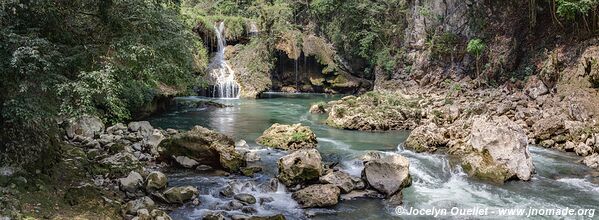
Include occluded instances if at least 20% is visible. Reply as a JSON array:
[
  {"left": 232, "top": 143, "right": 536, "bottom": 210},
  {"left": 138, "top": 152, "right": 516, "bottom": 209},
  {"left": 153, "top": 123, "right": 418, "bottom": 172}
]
[{"left": 376, "top": 0, "right": 529, "bottom": 91}]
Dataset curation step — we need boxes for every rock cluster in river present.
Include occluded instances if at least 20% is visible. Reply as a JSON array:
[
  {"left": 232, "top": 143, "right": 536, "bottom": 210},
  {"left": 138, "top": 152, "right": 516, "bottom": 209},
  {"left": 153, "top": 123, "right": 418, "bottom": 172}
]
[
  {"left": 263, "top": 124, "right": 413, "bottom": 208},
  {"left": 316, "top": 84, "right": 599, "bottom": 180},
  {"left": 256, "top": 123, "right": 317, "bottom": 150}
]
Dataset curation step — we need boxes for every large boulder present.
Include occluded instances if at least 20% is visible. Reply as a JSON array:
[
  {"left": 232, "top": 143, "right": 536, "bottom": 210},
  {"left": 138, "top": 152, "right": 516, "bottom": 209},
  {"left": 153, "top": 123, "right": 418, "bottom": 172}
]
[
  {"left": 65, "top": 115, "right": 105, "bottom": 139},
  {"left": 256, "top": 123, "right": 317, "bottom": 150},
  {"left": 119, "top": 171, "right": 143, "bottom": 193},
  {"left": 291, "top": 184, "right": 340, "bottom": 208},
  {"left": 319, "top": 171, "right": 356, "bottom": 193},
  {"left": 363, "top": 154, "right": 411, "bottom": 197},
  {"left": 531, "top": 114, "right": 566, "bottom": 141},
  {"left": 146, "top": 171, "right": 168, "bottom": 192},
  {"left": 124, "top": 196, "right": 155, "bottom": 215},
  {"left": 460, "top": 116, "right": 534, "bottom": 183},
  {"left": 158, "top": 126, "right": 244, "bottom": 172},
  {"left": 277, "top": 149, "right": 323, "bottom": 186},
  {"left": 404, "top": 123, "right": 447, "bottom": 152},
  {"left": 163, "top": 186, "right": 199, "bottom": 204}
]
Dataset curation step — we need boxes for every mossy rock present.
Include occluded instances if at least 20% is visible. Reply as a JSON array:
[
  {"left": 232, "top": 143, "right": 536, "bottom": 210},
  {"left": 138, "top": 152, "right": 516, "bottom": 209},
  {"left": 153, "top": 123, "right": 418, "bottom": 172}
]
[
  {"left": 158, "top": 126, "right": 245, "bottom": 172},
  {"left": 256, "top": 123, "right": 317, "bottom": 151}
]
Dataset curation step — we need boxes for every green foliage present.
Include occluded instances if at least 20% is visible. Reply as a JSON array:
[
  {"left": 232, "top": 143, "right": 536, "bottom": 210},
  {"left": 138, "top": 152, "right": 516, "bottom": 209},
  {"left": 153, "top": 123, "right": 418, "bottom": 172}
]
[
  {"left": 427, "top": 32, "right": 461, "bottom": 60},
  {"left": 1, "top": 0, "right": 208, "bottom": 167},
  {"left": 556, "top": 0, "right": 598, "bottom": 21},
  {"left": 466, "top": 38, "right": 486, "bottom": 57},
  {"left": 309, "top": 0, "right": 408, "bottom": 74}
]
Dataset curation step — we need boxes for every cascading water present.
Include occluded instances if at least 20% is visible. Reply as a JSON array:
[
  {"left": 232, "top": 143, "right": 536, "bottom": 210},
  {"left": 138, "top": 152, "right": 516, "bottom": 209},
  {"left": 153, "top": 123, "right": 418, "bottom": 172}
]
[{"left": 208, "top": 22, "right": 240, "bottom": 99}]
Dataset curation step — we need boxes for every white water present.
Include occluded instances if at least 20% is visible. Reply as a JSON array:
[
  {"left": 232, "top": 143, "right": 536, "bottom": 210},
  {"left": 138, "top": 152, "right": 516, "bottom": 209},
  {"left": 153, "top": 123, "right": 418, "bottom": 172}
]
[{"left": 208, "top": 22, "right": 240, "bottom": 99}]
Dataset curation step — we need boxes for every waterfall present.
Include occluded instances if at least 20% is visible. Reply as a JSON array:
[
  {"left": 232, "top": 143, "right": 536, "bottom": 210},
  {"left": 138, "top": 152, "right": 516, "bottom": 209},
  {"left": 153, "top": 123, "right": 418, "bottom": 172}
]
[{"left": 208, "top": 22, "right": 240, "bottom": 99}]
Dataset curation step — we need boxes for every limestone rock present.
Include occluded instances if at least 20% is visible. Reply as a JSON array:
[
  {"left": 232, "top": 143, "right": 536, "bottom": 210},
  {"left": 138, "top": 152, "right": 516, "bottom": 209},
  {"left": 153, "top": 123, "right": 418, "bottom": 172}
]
[
  {"left": 119, "top": 171, "right": 143, "bottom": 193},
  {"left": 583, "top": 154, "right": 599, "bottom": 168},
  {"left": 256, "top": 123, "right": 317, "bottom": 150},
  {"left": 319, "top": 171, "right": 355, "bottom": 193},
  {"left": 163, "top": 186, "right": 199, "bottom": 204},
  {"left": 575, "top": 143, "right": 593, "bottom": 156},
  {"left": 158, "top": 126, "right": 244, "bottom": 172},
  {"left": 291, "top": 184, "right": 340, "bottom": 208},
  {"left": 124, "top": 196, "right": 155, "bottom": 215},
  {"left": 65, "top": 115, "right": 104, "bottom": 139},
  {"left": 524, "top": 75, "right": 549, "bottom": 99},
  {"left": 404, "top": 123, "right": 447, "bottom": 152},
  {"left": 277, "top": 149, "right": 323, "bottom": 186},
  {"left": 146, "top": 171, "right": 168, "bottom": 192},
  {"left": 363, "top": 154, "right": 411, "bottom": 196},
  {"left": 175, "top": 156, "right": 199, "bottom": 168},
  {"left": 233, "top": 193, "right": 257, "bottom": 205},
  {"left": 460, "top": 116, "right": 534, "bottom": 183}
]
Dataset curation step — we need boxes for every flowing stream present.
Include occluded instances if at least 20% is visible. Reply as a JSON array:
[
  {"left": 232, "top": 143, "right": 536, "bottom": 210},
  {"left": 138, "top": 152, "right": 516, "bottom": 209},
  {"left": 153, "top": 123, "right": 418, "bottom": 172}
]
[
  {"left": 149, "top": 93, "right": 599, "bottom": 219},
  {"left": 208, "top": 22, "right": 240, "bottom": 99}
]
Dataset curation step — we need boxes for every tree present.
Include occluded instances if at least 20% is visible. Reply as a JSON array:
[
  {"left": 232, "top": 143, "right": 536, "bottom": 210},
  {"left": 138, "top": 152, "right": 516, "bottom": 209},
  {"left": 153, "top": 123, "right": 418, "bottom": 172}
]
[{"left": 467, "top": 38, "right": 486, "bottom": 78}]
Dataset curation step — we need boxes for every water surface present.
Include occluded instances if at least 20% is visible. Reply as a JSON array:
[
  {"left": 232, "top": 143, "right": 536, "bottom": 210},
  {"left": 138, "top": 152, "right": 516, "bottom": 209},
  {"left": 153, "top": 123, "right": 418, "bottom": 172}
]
[{"left": 149, "top": 93, "right": 599, "bottom": 220}]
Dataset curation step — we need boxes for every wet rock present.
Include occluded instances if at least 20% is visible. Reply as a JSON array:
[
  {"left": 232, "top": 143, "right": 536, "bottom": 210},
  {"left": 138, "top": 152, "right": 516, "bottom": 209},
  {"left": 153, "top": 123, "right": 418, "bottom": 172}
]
[
  {"left": 244, "top": 151, "right": 261, "bottom": 162},
  {"left": 460, "top": 116, "right": 534, "bottom": 183},
  {"left": 124, "top": 196, "right": 155, "bottom": 215},
  {"left": 359, "top": 151, "right": 384, "bottom": 162},
  {"left": 258, "top": 178, "right": 279, "bottom": 192},
  {"left": 175, "top": 156, "right": 199, "bottom": 168},
  {"left": 241, "top": 166, "right": 263, "bottom": 176},
  {"left": 228, "top": 200, "right": 244, "bottom": 210},
  {"left": 277, "top": 149, "right": 323, "bottom": 186},
  {"left": 259, "top": 197, "right": 275, "bottom": 204},
  {"left": 220, "top": 185, "right": 235, "bottom": 197},
  {"left": 319, "top": 171, "right": 355, "bottom": 193},
  {"left": 203, "top": 212, "right": 225, "bottom": 220},
  {"left": 234, "top": 193, "right": 257, "bottom": 205},
  {"left": 119, "top": 171, "right": 143, "bottom": 193},
  {"left": 292, "top": 184, "right": 340, "bottom": 208},
  {"left": 363, "top": 154, "right": 411, "bottom": 196},
  {"left": 256, "top": 123, "right": 317, "bottom": 150},
  {"left": 340, "top": 189, "right": 384, "bottom": 201},
  {"left": 65, "top": 115, "right": 104, "bottom": 139},
  {"left": 235, "top": 139, "right": 249, "bottom": 148},
  {"left": 248, "top": 214, "right": 286, "bottom": 220},
  {"left": 404, "top": 123, "right": 447, "bottom": 153},
  {"left": 163, "top": 186, "right": 199, "bottom": 204},
  {"left": 386, "top": 191, "right": 403, "bottom": 206},
  {"left": 146, "top": 171, "right": 168, "bottom": 192},
  {"left": 309, "top": 103, "right": 326, "bottom": 114},
  {"left": 158, "top": 126, "right": 244, "bottom": 172},
  {"left": 241, "top": 206, "right": 257, "bottom": 214}
]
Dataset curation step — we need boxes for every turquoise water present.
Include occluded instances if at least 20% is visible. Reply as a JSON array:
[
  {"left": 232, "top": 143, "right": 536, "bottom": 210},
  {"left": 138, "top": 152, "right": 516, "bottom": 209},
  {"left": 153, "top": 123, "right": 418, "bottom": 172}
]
[{"left": 149, "top": 93, "right": 599, "bottom": 220}]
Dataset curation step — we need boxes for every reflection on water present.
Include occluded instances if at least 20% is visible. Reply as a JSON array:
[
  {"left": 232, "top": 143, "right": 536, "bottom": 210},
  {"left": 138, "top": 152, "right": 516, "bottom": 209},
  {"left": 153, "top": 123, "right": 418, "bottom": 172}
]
[{"left": 149, "top": 93, "right": 599, "bottom": 220}]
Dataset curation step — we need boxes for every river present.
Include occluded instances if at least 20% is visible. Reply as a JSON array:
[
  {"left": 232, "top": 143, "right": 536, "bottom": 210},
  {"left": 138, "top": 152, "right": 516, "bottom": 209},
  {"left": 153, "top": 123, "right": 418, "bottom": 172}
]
[{"left": 148, "top": 93, "right": 599, "bottom": 220}]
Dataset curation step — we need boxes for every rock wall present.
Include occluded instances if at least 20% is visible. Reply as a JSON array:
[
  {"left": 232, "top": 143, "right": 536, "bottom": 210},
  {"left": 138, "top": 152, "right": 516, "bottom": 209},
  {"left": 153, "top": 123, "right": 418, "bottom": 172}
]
[{"left": 376, "top": 0, "right": 529, "bottom": 91}]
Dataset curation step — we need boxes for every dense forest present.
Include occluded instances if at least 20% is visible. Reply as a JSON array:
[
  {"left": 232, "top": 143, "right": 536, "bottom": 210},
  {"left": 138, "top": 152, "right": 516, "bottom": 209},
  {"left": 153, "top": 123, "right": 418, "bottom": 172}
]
[{"left": 2, "top": 0, "right": 599, "bottom": 219}]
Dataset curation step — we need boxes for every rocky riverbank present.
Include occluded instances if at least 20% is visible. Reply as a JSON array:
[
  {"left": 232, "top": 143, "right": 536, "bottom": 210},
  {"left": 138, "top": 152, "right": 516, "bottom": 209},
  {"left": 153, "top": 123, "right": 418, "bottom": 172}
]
[{"left": 313, "top": 77, "right": 599, "bottom": 175}]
